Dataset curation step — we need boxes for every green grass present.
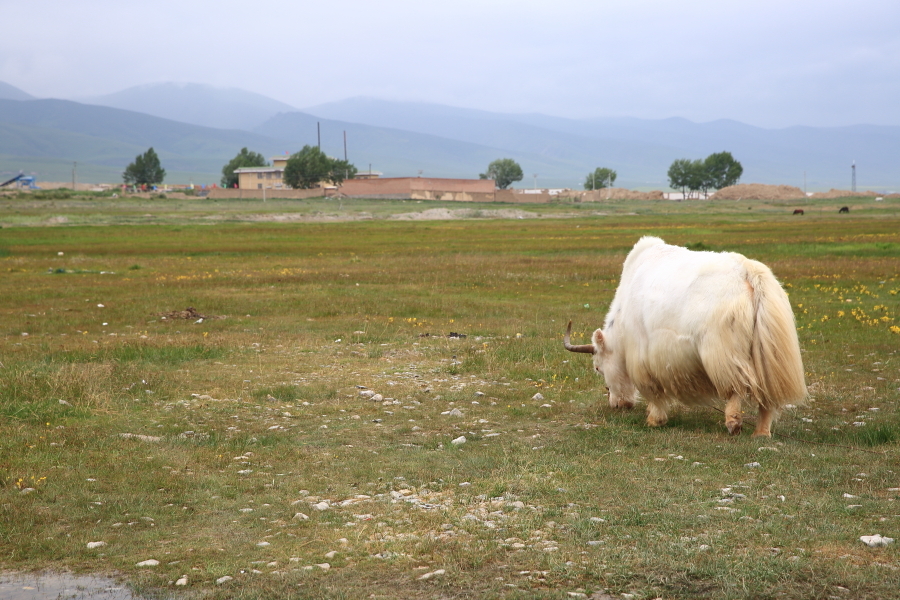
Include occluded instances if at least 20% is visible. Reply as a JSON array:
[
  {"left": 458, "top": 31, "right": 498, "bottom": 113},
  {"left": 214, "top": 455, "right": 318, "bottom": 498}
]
[{"left": 0, "top": 195, "right": 897, "bottom": 599}]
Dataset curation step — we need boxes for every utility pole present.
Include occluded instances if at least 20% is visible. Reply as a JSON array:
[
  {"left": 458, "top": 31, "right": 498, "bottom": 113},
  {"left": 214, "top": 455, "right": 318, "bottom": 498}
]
[
  {"left": 343, "top": 131, "right": 347, "bottom": 161},
  {"left": 533, "top": 173, "right": 538, "bottom": 190},
  {"left": 803, "top": 171, "right": 807, "bottom": 195},
  {"left": 317, "top": 122, "right": 321, "bottom": 150},
  {"left": 851, "top": 161, "right": 856, "bottom": 192},
  {"left": 72, "top": 161, "right": 76, "bottom": 190}
]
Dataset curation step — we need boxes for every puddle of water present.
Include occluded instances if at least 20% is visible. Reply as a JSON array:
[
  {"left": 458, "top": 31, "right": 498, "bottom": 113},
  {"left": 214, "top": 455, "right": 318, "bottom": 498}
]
[{"left": 0, "top": 572, "right": 141, "bottom": 600}]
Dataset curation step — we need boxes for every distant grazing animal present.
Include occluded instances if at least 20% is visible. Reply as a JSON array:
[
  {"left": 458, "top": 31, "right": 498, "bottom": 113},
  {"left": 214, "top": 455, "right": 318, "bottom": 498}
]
[
  {"left": 564, "top": 236, "right": 806, "bottom": 437},
  {"left": 839, "top": 206, "right": 849, "bottom": 213},
  {"left": 792, "top": 209, "right": 804, "bottom": 215}
]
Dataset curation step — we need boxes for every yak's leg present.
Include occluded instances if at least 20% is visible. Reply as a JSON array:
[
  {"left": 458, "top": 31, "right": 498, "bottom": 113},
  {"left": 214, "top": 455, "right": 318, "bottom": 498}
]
[
  {"left": 646, "top": 401, "right": 668, "bottom": 427},
  {"left": 752, "top": 406, "right": 776, "bottom": 438},
  {"left": 725, "top": 393, "right": 743, "bottom": 435}
]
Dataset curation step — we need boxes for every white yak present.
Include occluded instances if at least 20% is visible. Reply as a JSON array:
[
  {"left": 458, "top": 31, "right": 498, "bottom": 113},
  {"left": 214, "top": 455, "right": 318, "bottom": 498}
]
[{"left": 565, "top": 236, "right": 806, "bottom": 437}]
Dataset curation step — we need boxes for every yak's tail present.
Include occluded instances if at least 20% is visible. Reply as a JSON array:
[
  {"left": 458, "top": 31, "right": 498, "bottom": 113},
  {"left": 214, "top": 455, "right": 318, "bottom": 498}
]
[{"left": 744, "top": 259, "right": 807, "bottom": 409}]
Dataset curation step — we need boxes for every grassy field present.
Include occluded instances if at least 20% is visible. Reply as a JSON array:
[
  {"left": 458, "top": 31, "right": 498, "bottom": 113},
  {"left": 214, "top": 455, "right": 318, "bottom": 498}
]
[{"left": 0, "top": 194, "right": 898, "bottom": 599}]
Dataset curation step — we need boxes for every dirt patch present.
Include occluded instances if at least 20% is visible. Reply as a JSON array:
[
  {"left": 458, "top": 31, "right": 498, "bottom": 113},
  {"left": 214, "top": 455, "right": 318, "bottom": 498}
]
[
  {"left": 157, "top": 307, "right": 224, "bottom": 320},
  {"left": 389, "top": 208, "right": 540, "bottom": 220},
  {"left": 203, "top": 212, "right": 376, "bottom": 223},
  {"left": 711, "top": 184, "right": 807, "bottom": 200},
  {"left": 809, "top": 188, "right": 881, "bottom": 199}
]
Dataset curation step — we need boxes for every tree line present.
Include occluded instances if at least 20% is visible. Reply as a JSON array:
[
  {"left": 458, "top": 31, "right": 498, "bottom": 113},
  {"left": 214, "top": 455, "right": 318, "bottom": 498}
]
[{"left": 121, "top": 146, "right": 743, "bottom": 196}]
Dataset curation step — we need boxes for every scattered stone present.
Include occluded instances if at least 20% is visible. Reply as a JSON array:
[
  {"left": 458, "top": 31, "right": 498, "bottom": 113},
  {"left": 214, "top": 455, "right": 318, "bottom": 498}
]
[
  {"left": 744, "top": 462, "right": 761, "bottom": 468},
  {"left": 256, "top": 541, "right": 271, "bottom": 547},
  {"left": 293, "top": 512, "right": 310, "bottom": 521},
  {"left": 316, "top": 563, "right": 331, "bottom": 571},
  {"left": 860, "top": 534, "right": 894, "bottom": 547},
  {"left": 532, "top": 393, "right": 544, "bottom": 401},
  {"left": 359, "top": 390, "right": 376, "bottom": 398},
  {"left": 451, "top": 436, "right": 467, "bottom": 445},
  {"left": 216, "top": 576, "right": 233, "bottom": 585},
  {"left": 325, "top": 550, "right": 337, "bottom": 559},
  {"left": 136, "top": 559, "right": 159, "bottom": 567},
  {"left": 118, "top": 433, "right": 162, "bottom": 443},
  {"left": 418, "top": 568, "right": 446, "bottom": 580},
  {"left": 86, "top": 541, "right": 107, "bottom": 549},
  {"left": 447, "top": 408, "right": 464, "bottom": 417},
  {"left": 312, "top": 502, "right": 330, "bottom": 511},
  {"left": 175, "top": 577, "right": 188, "bottom": 586},
  {"left": 372, "top": 394, "right": 384, "bottom": 402}
]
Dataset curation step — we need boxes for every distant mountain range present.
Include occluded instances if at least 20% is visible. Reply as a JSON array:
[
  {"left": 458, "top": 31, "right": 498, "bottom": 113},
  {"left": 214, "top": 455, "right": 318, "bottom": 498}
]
[
  {"left": 79, "top": 83, "right": 299, "bottom": 131},
  {"left": 1, "top": 81, "right": 897, "bottom": 191}
]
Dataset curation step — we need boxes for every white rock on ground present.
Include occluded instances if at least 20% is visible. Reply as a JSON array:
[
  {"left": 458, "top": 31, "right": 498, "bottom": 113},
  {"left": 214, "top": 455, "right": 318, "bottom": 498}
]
[
  {"left": 175, "top": 577, "right": 188, "bottom": 586},
  {"left": 312, "top": 502, "right": 330, "bottom": 511},
  {"left": 216, "top": 576, "right": 233, "bottom": 585},
  {"left": 86, "top": 541, "right": 107, "bottom": 549},
  {"left": 418, "top": 569, "right": 446, "bottom": 580},
  {"left": 860, "top": 534, "right": 894, "bottom": 547},
  {"left": 293, "top": 512, "right": 309, "bottom": 520},
  {"left": 532, "top": 393, "right": 544, "bottom": 401},
  {"left": 451, "top": 436, "right": 467, "bottom": 445},
  {"left": 136, "top": 559, "right": 159, "bottom": 567},
  {"left": 119, "top": 433, "right": 162, "bottom": 443}
]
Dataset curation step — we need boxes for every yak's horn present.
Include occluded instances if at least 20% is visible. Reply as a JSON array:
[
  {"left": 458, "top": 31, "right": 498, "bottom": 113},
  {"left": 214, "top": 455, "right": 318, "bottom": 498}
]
[{"left": 564, "top": 320, "right": 595, "bottom": 354}]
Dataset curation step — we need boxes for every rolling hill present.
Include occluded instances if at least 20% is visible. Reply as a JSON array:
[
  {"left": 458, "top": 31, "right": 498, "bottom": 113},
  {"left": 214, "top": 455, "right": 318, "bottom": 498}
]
[
  {"left": 0, "top": 98, "right": 291, "bottom": 183},
  {"left": 80, "top": 82, "right": 300, "bottom": 131},
  {"left": 303, "top": 97, "right": 900, "bottom": 191},
  {"left": 2, "top": 81, "right": 899, "bottom": 191}
]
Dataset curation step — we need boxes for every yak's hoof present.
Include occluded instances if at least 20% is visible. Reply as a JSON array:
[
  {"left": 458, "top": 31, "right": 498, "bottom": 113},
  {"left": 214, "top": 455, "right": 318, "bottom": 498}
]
[
  {"left": 751, "top": 429, "right": 772, "bottom": 438},
  {"left": 646, "top": 413, "right": 668, "bottom": 427},
  {"left": 726, "top": 420, "right": 743, "bottom": 436}
]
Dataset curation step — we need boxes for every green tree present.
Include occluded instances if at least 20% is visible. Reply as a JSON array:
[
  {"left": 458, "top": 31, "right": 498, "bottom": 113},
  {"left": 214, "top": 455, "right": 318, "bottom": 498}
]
[
  {"left": 667, "top": 158, "right": 694, "bottom": 198},
  {"left": 123, "top": 148, "right": 165, "bottom": 187},
  {"left": 703, "top": 151, "right": 743, "bottom": 190},
  {"left": 479, "top": 158, "right": 523, "bottom": 190},
  {"left": 690, "top": 159, "right": 712, "bottom": 197},
  {"left": 221, "top": 147, "right": 268, "bottom": 188},
  {"left": 584, "top": 167, "right": 617, "bottom": 190},
  {"left": 329, "top": 159, "right": 358, "bottom": 186},
  {"left": 283, "top": 146, "right": 358, "bottom": 189}
]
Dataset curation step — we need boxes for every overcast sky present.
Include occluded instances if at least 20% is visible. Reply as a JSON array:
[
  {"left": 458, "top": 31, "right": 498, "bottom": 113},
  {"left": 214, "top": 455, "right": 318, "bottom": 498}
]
[{"left": 2, "top": 0, "right": 898, "bottom": 128}]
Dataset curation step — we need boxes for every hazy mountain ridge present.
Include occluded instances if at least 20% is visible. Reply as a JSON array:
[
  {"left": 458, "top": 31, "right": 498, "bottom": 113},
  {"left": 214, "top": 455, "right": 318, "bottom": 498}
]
[
  {"left": 0, "top": 81, "right": 34, "bottom": 101},
  {"left": 1, "top": 81, "right": 898, "bottom": 190},
  {"left": 0, "top": 98, "right": 290, "bottom": 182},
  {"left": 80, "top": 82, "right": 300, "bottom": 131},
  {"left": 304, "top": 97, "right": 900, "bottom": 190}
]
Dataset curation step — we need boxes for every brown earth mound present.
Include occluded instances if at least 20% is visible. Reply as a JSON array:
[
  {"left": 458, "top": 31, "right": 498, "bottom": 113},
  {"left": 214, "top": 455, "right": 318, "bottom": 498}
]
[
  {"left": 570, "top": 188, "right": 666, "bottom": 201},
  {"left": 711, "top": 184, "right": 806, "bottom": 200}
]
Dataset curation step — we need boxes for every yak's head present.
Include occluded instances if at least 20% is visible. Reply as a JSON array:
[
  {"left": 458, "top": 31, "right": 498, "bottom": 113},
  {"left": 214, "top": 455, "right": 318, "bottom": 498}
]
[{"left": 564, "top": 321, "right": 636, "bottom": 409}]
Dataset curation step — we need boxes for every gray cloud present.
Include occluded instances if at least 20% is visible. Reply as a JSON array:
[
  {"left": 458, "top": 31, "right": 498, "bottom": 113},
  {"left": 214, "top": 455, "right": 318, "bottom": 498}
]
[{"left": 2, "top": 0, "right": 898, "bottom": 127}]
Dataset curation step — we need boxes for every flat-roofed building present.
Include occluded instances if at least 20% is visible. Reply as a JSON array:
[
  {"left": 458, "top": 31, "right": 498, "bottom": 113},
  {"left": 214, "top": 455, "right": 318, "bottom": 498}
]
[{"left": 234, "top": 157, "right": 289, "bottom": 190}]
